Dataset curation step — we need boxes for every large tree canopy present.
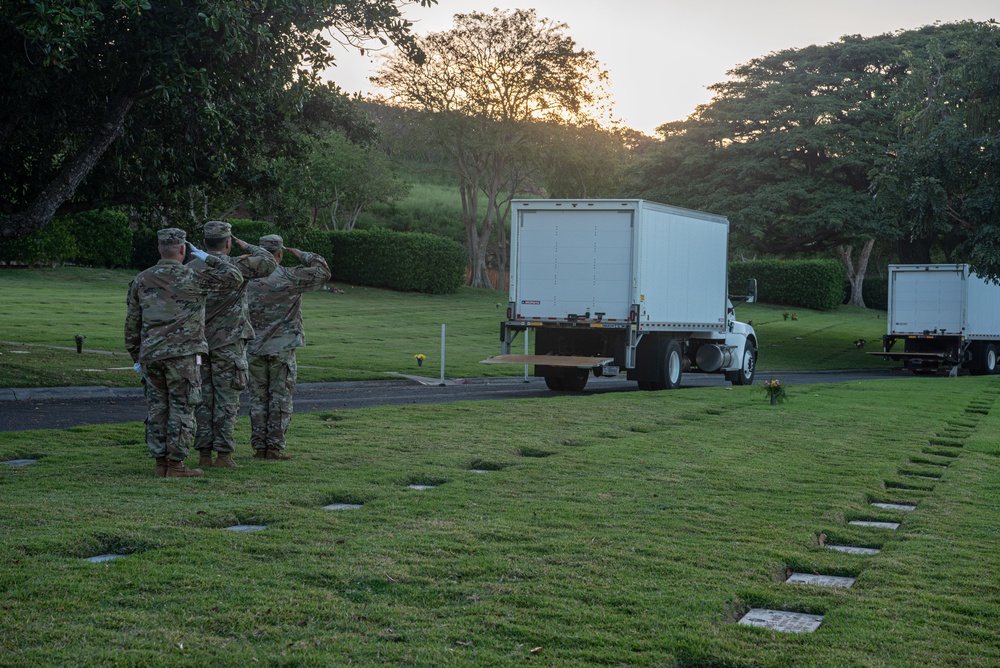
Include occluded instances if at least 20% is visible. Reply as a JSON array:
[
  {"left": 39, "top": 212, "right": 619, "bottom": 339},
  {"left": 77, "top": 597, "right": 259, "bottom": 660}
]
[
  {"left": 1, "top": 0, "right": 434, "bottom": 241},
  {"left": 631, "top": 21, "right": 998, "bottom": 304},
  {"left": 372, "top": 8, "right": 610, "bottom": 288},
  {"left": 872, "top": 21, "right": 1000, "bottom": 280}
]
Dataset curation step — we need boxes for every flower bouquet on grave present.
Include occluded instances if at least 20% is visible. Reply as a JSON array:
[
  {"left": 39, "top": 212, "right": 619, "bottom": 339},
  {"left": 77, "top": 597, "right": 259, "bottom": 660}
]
[
  {"left": 761, "top": 378, "right": 787, "bottom": 405},
  {"left": 414, "top": 353, "right": 426, "bottom": 367}
]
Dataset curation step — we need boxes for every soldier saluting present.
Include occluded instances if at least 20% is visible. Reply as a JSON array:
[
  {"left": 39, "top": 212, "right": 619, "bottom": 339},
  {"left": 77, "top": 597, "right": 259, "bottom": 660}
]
[
  {"left": 246, "top": 234, "right": 331, "bottom": 460},
  {"left": 187, "top": 221, "right": 276, "bottom": 469},
  {"left": 125, "top": 228, "right": 243, "bottom": 478}
]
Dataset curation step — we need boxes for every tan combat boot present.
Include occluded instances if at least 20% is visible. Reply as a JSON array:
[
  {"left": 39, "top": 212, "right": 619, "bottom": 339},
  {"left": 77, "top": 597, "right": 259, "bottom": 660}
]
[
  {"left": 214, "top": 453, "right": 238, "bottom": 468},
  {"left": 265, "top": 449, "right": 292, "bottom": 461},
  {"left": 253, "top": 449, "right": 267, "bottom": 459},
  {"left": 198, "top": 449, "right": 214, "bottom": 467},
  {"left": 165, "top": 460, "right": 204, "bottom": 477},
  {"left": 155, "top": 457, "right": 168, "bottom": 478}
]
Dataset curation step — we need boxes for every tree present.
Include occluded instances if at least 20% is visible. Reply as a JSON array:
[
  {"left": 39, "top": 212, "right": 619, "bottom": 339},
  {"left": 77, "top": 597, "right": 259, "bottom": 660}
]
[
  {"left": 1, "top": 0, "right": 434, "bottom": 241},
  {"left": 372, "top": 8, "right": 610, "bottom": 288},
  {"left": 872, "top": 21, "right": 1000, "bottom": 281},
  {"left": 631, "top": 24, "right": 980, "bottom": 306},
  {"left": 270, "top": 129, "right": 409, "bottom": 230}
]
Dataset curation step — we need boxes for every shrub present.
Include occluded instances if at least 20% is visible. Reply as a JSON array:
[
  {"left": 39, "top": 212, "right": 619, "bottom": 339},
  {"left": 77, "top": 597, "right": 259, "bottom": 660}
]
[
  {"left": 730, "top": 259, "right": 847, "bottom": 310},
  {"left": 67, "top": 210, "right": 132, "bottom": 268},
  {"left": 0, "top": 217, "right": 77, "bottom": 266},
  {"left": 862, "top": 275, "right": 889, "bottom": 310},
  {"left": 130, "top": 229, "right": 160, "bottom": 270},
  {"left": 227, "top": 219, "right": 278, "bottom": 244},
  {"left": 328, "top": 228, "right": 466, "bottom": 294}
]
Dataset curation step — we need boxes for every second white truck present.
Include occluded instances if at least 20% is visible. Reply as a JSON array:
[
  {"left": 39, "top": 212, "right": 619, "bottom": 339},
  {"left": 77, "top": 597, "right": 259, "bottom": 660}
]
[
  {"left": 877, "top": 263, "right": 1000, "bottom": 375},
  {"left": 484, "top": 199, "right": 758, "bottom": 391}
]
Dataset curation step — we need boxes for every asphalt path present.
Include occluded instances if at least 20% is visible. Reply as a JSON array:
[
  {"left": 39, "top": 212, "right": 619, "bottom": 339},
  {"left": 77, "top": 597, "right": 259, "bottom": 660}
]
[{"left": 0, "top": 369, "right": 909, "bottom": 432}]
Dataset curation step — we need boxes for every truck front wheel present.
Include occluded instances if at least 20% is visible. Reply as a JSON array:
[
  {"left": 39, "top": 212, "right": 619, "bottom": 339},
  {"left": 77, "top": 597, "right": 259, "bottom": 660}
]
[
  {"left": 970, "top": 342, "right": 998, "bottom": 375},
  {"left": 982, "top": 343, "right": 998, "bottom": 375},
  {"left": 731, "top": 340, "right": 757, "bottom": 386},
  {"left": 661, "top": 340, "right": 683, "bottom": 390}
]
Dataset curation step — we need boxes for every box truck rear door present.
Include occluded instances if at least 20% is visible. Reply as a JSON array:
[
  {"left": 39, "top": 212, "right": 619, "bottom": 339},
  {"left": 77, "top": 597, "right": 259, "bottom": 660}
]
[{"left": 515, "top": 209, "right": 633, "bottom": 322}]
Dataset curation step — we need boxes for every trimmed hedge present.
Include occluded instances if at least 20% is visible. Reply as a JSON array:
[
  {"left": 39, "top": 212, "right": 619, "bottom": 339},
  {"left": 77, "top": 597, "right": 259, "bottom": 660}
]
[
  {"left": 730, "top": 259, "right": 847, "bottom": 310},
  {"left": 862, "top": 275, "right": 888, "bottom": 310},
  {"left": 327, "top": 228, "right": 466, "bottom": 294},
  {"left": 0, "top": 216, "right": 77, "bottom": 265},
  {"left": 3, "top": 212, "right": 467, "bottom": 295},
  {"left": 67, "top": 210, "right": 132, "bottom": 268},
  {"left": 232, "top": 222, "right": 466, "bottom": 294}
]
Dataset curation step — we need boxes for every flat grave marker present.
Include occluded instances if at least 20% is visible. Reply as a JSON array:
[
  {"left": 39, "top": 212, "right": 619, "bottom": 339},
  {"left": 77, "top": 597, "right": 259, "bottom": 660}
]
[
  {"left": 323, "top": 503, "right": 362, "bottom": 510},
  {"left": 871, "top": 502, "right": 916, "bottom": 512},
  {"left": 84, "top": 554, "right": 124, "bottom": 563},
  {"left": 738, "top": 609, "right": 823, "bottom": 633},
  {"left": 407, "top": 485, "right": 435, "bottom": 491},
  {"left": 827, "top": 545, "right": 881, "bottom": 555},
  {"left": 786, "top": 572, "right": 856, "bottom": 588},
  {"left": 225, "top": 525, "right": 267, "bottom": 532},
  {"left": 849, "top": 520, "right": 900, "bottom": 530},
  {"left": 2, "top": 459, "right": 38, "bottom": 467}
]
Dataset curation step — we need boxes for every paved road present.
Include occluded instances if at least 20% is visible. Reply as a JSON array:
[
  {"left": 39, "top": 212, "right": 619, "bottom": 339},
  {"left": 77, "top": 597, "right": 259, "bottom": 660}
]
[{"left": 0, "top": 369, "right": 910, "bottom": 432}]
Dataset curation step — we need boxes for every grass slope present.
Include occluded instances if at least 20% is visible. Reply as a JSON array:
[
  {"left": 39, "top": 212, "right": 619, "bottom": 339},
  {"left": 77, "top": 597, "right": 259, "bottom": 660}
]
[
  {"left": 2, "top": 378, "right": 999, "bottom": 666},
  {"left": 0, "top": 268, "right": 893, "bottom": 388}
]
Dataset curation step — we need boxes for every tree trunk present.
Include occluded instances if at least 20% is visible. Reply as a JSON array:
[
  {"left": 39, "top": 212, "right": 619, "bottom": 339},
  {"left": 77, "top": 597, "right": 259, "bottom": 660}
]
[
  {"left": 0, "top": 82, "right": 135, "bottom": 241},
  {"left": 839, "top": 240, "right": 875, "bottom": 308}
]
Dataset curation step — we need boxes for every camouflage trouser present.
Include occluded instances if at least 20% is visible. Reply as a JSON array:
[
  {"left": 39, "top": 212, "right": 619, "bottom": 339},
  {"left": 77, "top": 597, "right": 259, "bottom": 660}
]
[
  {"left": 194, "top": 341, "right": 249, "bottom": 453},
  {"left": 142, "top": 354, "right": 202, "bottom": 461},
  {"left": 248, "top": 349, "right": 297, "bottom": 451}
]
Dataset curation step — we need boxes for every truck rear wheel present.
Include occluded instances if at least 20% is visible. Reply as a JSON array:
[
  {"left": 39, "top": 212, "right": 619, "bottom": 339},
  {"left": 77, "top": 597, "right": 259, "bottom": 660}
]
[
  {"left": 563, "top": 369, "right": 589, "bottom": 391},
  {"left": 543, "top": 373, "right": 566, "bottom": 390},
  {"left": 731, "top": 340, "right": 757, "bottom": 386},
  {"left": 543, "top": 369, "right": 589, "bottom": 391}
]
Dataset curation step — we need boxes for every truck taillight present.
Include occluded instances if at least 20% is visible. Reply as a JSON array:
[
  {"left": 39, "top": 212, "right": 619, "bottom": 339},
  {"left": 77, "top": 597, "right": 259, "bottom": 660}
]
[{"left": 506, "top": 306, "right": 513, "bottom": 319}]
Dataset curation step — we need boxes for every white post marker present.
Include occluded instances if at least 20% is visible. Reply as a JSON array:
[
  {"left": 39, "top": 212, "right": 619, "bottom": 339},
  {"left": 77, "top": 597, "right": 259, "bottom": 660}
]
[
  {"left": 523, "top": 328, "right": 530, "bottom": 382},
  {"left": 439, "top": 323, "right": 446, "bottom": 386}
]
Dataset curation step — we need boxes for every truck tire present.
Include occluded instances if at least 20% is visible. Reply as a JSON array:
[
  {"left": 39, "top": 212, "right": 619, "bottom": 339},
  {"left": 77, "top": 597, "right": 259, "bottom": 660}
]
[
  {"left": 731, "top": 340, "right": 757, "bottom": 386},
  {"left": 543, "top": 373, "right": 566, "bottom": 391},
  {"left": 563, "top": 369, "right": 590, "bottom": 392},
  {"left": 970, "top": 342, "right": 998, "bottom": 376},
  {"left": 543, "top": 369, "right": 589, "bottom": 391},
  {"left": 983, "top": 343, "right": 998, "bottom": 375},
  {"left": 660, "top": 340, "right": 683, "bottom": 390}
]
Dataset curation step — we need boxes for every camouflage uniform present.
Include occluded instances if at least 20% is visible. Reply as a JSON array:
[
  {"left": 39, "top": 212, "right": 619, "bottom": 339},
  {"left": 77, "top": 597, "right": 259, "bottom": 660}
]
[
  {"left": 246, "top": 235, "right": 331, "bottom": 454},
  {"left": 187, "top": 222, "right": 277, "bottom": 456},
  {"left": 125, "top": 228, "right": 243, "bottom": 465}
]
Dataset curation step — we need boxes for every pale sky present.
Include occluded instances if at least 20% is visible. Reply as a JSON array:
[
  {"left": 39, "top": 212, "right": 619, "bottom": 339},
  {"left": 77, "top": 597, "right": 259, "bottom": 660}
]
[{"left": 324, "top": 1, "right": 997, "bottom": 135}]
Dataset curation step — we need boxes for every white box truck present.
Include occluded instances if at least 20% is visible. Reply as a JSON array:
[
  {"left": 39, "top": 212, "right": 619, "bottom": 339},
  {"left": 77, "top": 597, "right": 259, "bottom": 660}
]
[
  {"left": 877, "top": 263, "right": 1000, "bottom": 375},
  {"left": 483, "top": 199, "right": 758, "bottom": 391}
]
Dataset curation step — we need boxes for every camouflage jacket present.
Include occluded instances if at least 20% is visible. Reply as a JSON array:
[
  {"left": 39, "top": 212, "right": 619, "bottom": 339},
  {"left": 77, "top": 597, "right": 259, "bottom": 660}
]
[
  {"left": 125, "top": 256, "right": 244, "bottom": 363},
  {"left": 187, "top": 243, "right": 277, "bottom": 350},
  {"left": 246, "top": 252, "right": 331, "bottom": 356}
]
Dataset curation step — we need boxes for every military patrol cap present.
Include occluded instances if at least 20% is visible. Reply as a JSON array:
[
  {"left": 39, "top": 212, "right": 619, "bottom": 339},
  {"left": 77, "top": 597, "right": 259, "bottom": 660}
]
[
  {"left": 259, "top": 234, "right": 284, "bottom": 252},
  {"left": 157, "top": 228, "right": 187, "bottom": 245},
  {"left": 204, "top": 220, "right": 232, "bottom": 240}
]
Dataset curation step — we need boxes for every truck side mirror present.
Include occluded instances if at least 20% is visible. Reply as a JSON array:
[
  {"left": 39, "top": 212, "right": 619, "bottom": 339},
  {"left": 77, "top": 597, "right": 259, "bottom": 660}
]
[{"left": 746, "top": 278, "right": 757, "bottom": 304}]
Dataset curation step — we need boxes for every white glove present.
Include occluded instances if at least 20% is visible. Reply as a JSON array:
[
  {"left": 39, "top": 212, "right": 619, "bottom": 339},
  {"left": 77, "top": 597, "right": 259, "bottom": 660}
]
[
  {"left": 187, "top": 242, "right": 208, "bottom": 261},
  {"left": 133, "top": 362, "right": 142, "bottom": 374}
]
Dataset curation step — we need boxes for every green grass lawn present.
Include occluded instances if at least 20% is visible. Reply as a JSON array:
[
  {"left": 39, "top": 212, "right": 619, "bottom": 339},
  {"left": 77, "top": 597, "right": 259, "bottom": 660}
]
[
  {"left": 2, "top": 378, "right": 999, "bottom": 665},
  {"left": 0, "top": 267, "right": 894, "bottom": 388}
]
